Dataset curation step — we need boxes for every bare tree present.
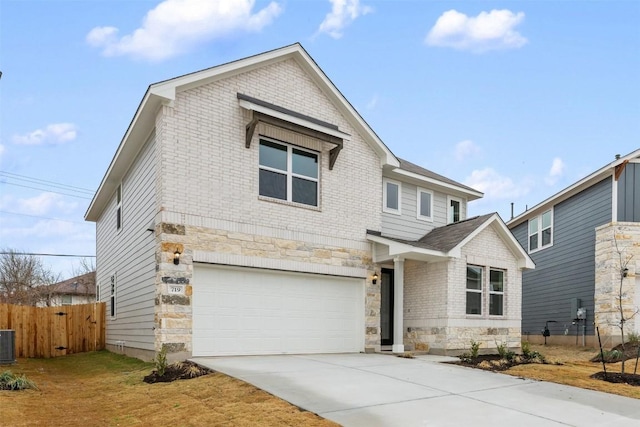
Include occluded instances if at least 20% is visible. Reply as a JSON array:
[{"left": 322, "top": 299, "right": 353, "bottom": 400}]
[{"left": 0, "top": 249, "right": 60, "bottom": 306}]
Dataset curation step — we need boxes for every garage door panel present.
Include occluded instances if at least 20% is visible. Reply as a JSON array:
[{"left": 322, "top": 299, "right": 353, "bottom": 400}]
[{"left": 192, "top": 265, "right": 364, "bottom": 356}]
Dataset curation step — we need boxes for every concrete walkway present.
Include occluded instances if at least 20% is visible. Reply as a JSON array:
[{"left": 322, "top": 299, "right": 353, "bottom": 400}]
[{"left": 193, "top": 353, "right": 640, "bottom": 427}]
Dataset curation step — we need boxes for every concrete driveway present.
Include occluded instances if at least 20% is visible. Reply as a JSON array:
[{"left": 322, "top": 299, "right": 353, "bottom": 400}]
[{"left": 193, "top": 353, "right": 640, "bottom": 426}]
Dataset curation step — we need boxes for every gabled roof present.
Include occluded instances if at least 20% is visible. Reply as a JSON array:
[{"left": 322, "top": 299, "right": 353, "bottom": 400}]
[
  {"left": 85, "top": 43, "right": 399, "bottom": 221},
  {"left": 395, "top": 158, "right": 483, "bottom": 200},
  {"left": 507, "top": 148, "right": 640, "bottom": 228},
  {"left": 51, "top": 272, "right": 96, "bottom": 296},
  {"left": 367, "top": 213, "right": 534, "bottom": 269}
]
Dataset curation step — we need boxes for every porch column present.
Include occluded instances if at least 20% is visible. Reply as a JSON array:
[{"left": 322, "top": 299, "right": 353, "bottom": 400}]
[{"left": 393, "top": 257, "right": 405, "bottom": 353}]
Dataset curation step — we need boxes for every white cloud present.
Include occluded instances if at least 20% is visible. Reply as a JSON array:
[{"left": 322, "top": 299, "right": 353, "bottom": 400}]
[
  {"left": 86, "top": 0, "right": 282, "bottom": 61},
  {"left": 545, "top": 157, "right": 566, "bottom": 185},
  {"left": 17, "top": 193, "right": 78, "bottom": 216},
  {"left": 425, "top": 9, "right": 527, "bottom": 53},
  {"left": 318, "top": 0, "right": 372, "bottom": 39},
  {"left": 454, "top": 140, "right": 481, "bottom": 161},
  {"left": 0, "top": 144, "right": 5, "bottom": 160},
  {"left": 12, "top": 123, "right": 77, "bottom": 145},
  {"left": 464, "top": 167, "right": 532, "bottom": 200}
]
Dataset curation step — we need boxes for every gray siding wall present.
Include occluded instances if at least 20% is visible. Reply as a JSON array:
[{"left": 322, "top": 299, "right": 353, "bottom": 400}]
[
  {"left": 512, "top": 177, "right": 612, "bottom": 338},
  {"left": 381, "top": 180, "right": 466, "bottom": 240},
  {"left": 96, "top": 133, "right": 157, "bottom": 351},
  {"left": 617, "top": 163, "right": 640, "bottom": 222}
]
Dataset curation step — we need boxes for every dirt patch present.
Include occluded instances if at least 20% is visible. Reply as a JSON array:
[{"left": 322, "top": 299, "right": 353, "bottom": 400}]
[
  {"left": 591, "top": 371, "right": 640, "bottom": 386},
  {"left": 143, "top": 360, "right": 212, "bottom": 384}
]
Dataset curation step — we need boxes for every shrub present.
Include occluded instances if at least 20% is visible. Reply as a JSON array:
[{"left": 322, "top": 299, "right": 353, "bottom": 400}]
[
  {"left": 154, "top": 346, "right": 168, "bottom": 376},
  {"left": 469, "top": 340, "right": 480, "bottom": 359},
  {"left": 627, "top": 332, "right": 639, "bottom": 345},
  {"left": 496, "top": 341, "right": 516, "bottom": 362},
  {"left": 521, "top": 341, "right": 532, "bottom": 358},
  {"left": 0, "top": 371, "right": 38, "bottom": 391}
]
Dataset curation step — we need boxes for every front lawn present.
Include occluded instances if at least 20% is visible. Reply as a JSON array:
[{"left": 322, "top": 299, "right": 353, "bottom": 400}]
[{"left": 1, "top": 351, "right": 338, "bottom": 426}]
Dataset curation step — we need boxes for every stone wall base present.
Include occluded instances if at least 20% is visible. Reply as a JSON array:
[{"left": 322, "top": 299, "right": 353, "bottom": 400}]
[
  {"left": 523, "top": 333, "right": 627, "bottom": 349},
  {"left": 405, "top": 326, "right": 521, "bottom": 355},
  {"left": 106, "top": 344, "right": 156, "bottom": 362}
]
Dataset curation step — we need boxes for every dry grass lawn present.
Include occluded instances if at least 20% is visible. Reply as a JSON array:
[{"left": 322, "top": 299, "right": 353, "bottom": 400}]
[
  {"left": 0, "top": 351, "right": 338, "bottom": 427},
  {"left": 506, "top": 344, "right": 640, "bottom": 399}
]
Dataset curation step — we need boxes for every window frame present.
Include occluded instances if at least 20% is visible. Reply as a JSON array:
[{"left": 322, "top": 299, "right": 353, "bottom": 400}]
[
  {"left": 116, "top": 184, "right": 122, "bottom": 231},
  {"left": 447, "top": 196, "right": 462, "bottom": 224},
  {"left": 416, "top": 187, "right": 434, "bottom": 222},
  {"left": 489, "top": 269, "right": 505, "bottom": 316},
  {"left": 109, "top": 274, "right": 116, "bottom": 319},
  {"left": 528, "top": 208, "right": 553, "bottom": 253},
  {"left": 383, "top": 178, "right": 402, "bottom": 215},
  {"left": 466, "top": 265, "right": 483, "bottom": 316},
  {"left": 258, "top": 138, "right": 320, "bottom": 207}
]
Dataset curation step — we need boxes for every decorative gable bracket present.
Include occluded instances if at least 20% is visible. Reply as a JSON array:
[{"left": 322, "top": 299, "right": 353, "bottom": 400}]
[{"left": 238, "top": 93, "right": 349, "bottom": 170}]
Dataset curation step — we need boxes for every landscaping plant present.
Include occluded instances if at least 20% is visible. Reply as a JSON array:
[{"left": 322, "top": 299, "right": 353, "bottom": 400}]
[{"left": 0, "top": 370, "right": 38, "bottom": 391}]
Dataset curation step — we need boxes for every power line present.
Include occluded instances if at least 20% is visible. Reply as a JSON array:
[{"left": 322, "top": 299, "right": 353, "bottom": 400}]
[
  {"left": 0, "top": 252, "right": 95, "bottom": 258},
  {"left": 0, "top": 210, "right": 88, "bottom": 225},
  {"left": 0, "top": 171, "right": 94, "bottom": 194},
  {"left": 0, "top": 181, "right": 93, "bottom": 199}
]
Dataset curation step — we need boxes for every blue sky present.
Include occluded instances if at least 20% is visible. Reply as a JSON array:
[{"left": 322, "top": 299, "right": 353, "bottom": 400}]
[{"left": 1, "top": 0, "right": 639, "bottom": 278}]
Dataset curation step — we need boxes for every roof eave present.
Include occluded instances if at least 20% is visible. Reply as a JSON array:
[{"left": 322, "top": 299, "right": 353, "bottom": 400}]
[{"left": 389, "top": 168, "right": 483, "bottom": 200}]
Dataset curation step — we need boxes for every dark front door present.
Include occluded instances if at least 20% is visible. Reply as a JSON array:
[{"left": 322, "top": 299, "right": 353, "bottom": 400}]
[{"left": 380, "top": 269, "right": 394, "bottom": 346}]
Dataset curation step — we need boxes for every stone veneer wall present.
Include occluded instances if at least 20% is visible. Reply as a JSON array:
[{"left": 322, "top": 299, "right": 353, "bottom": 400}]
[
  {"left": 594, "top": 222, "right": 640, "bottom": 344},
  {"left": 155, "top": 215, "right": 378, "bottom": 359},
  {"left": 404, "top": 223, "right": 523, "bottom": 355}
]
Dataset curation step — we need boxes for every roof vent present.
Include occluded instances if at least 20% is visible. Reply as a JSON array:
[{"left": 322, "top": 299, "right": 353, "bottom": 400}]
[{"left": 615, "top": 154, "right": 621, "bottom": 160}]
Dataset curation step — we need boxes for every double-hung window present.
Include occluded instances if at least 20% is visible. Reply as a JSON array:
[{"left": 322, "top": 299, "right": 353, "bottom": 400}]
[
  {"left": 417, "top": 188, "right": 433, "bottom": 221},
  {"left": 528, "top": 209, "right": 553, "bottom": 252},
  {"left": 383, "top": 178, "right": 401, "bottom": 214},
  {"left": 466, "top": 266, "right": 483, "bottom": 315},
  {"left": 259, "top": 139, "right": 319, "bottom": 207},
  {"left": 489, "top": 269, "right": 504, "bottom": 316}
]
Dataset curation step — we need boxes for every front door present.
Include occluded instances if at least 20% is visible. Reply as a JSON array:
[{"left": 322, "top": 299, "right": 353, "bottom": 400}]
[{"left": 380, "top": 269, "right": 394, "bottom": 346}]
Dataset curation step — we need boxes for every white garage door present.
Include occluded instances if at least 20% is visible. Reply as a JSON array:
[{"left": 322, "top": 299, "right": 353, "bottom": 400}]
[{"left": 192, "top": 264, "right": 365, "bottom": 356}]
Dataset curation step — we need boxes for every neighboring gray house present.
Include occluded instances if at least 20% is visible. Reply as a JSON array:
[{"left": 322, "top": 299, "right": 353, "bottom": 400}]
[
  {"left": 85, "top": 44, "right": 533, "bottom": 361},
  {"left": 508, "top": 149, "right": 640, "bottom": 346}
]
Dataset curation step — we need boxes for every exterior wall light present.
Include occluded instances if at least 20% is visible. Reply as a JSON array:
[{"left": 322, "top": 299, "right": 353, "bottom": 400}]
[
  {"left": 623, "top": 267, "right": 629, "bottom": 277},
  {"left": 372, "top": 272, "right": 379, "bottom": 284},
  {"left": 173, "top": 250, "right": 181, "bottom": 265}
]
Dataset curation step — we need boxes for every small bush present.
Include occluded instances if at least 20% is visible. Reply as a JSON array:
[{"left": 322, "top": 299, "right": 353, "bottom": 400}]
[
  {"left": 627, "top": 332, "right": 639, "bottom": 345},
  {"left": 521, "top": 341, "right": 532, "bottom": 358},
  {"left": 469, "top": 340, "right": 480, "bottom": 359},
  {"left": 496, "top": 341, "right": 516, "bottom": 362},
  {"left": 154, "top": 346, "right": 168, "bottom": 377},
  {"left": 0, "top": 371, "right": 38, "bottom": 391}
]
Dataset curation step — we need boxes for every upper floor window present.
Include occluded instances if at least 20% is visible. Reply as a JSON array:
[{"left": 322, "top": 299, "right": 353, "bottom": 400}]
[
  {"left": 259, "top": 139, "right": 319, "bottom": 207},
  {"left": 416, "top": 188, "right": 433, "bottom": 221},
  {"left": 448, "top": 196, "right": 461, "bottom": 224},
  {"left": 528, "top": 209, "right": 553, "bottom": 252},
  {"left": 383, "top": 178, "right": 401, "bottom": 215},
  {"left": 116, "top": 185, "right": 122, "bottom": 231}
]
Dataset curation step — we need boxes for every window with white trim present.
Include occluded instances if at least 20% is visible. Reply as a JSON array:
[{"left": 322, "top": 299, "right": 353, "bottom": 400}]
[
  {"left": 116, "top": 184, "right": 122, "bottom": 231},
  {"left": 466, "top": 265, "right": 506, "bottom": 317},
  {"left": 489, "top": 269, "right": 504, "bottom": 316},
  {"left": 448, "top": 196, "right": 461, "bottom": 224},
  {"left": 466, "top": 266, "right": 483, "bottom": 315},
  {"left": 528, "top": 209, "right": 553, "bottom": 252},
  {"left": 61, "top": 295, "right": 72, "bottom": 306},
  {"left": 383, "top": 178, "right": 401, "bottom": 214},
  {"left": 110, "top": 274, "right": 116, "bottom": 319},
  {"left": 259, "top": 139, "right": 319, "bottom": 207},
  {"left": 416, "top": 188, "right": 433, "bottom": 221}
]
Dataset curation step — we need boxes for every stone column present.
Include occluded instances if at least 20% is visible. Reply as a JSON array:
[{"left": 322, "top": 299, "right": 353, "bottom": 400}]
[{"left": 393, "top": 257, "right": 405, "bottom": 353}]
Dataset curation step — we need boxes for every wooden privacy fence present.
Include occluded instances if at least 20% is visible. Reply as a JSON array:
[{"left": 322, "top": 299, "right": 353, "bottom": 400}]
[{"left": 0, "top": 302, "right": 105, "bottom": 358}]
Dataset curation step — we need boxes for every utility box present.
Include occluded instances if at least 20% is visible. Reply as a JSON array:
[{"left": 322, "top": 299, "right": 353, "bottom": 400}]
[
  {"left": 0, "top": 330, "right": 16, "bottom": 364},
  {"left": 570, "top": 298, "right": 582, "bottom": 320}
]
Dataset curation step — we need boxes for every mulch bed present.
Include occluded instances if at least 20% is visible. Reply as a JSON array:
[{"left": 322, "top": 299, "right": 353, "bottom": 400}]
[
  {"left": 143, "top": 361, "right": 213, "bottom": 384},
  {"left": 590, "top": 371, "right": 640, "bottom": 386},
  {"left": 453, "top": 354, "right": 549, "bottom": 372},
  {"left": 590, "top": 342, "right": 640, "bottom": 363}
]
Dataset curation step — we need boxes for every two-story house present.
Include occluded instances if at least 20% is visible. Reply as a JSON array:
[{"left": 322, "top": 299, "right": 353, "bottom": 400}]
[
  {"left": 85, "top": 43, "right": 533, "bottom": 361},
  {"left": 508, "top": 149, "right": 640, "bottom": 346}
]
